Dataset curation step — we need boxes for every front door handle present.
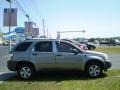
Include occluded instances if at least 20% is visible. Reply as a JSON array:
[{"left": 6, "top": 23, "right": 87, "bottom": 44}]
[{"left": 32, "top": 53, "right": 38, "bottom": 55}]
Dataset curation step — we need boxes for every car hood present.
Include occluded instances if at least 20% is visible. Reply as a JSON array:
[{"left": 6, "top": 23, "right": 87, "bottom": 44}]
[
  {"left": 84, "top": 50, "right": 108, "bottom": 60},
  {"left": 84, "top": 50, "right": 106, "bottom": 56}
]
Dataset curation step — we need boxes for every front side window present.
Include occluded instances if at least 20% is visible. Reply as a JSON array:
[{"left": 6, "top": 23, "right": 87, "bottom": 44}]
[
  {"left": 15, "top": 42, "right": 32, "bottom": 52},
  {"left": 56, "top": 41, "right": 78, "bottom": 53},
  {"left": 35, "top": 41, "right": 52, "bottom": 52}
]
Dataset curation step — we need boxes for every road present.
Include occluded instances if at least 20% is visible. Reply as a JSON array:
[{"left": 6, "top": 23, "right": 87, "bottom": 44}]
[
  {"left": 0, "top": 46, "right": 9, "bottom": 72},
  {"left": 109, "top": 54, "right": 120, "bottom": 69},
  {"left": 0, "top": 46, "right": 16, "bottom": 83}
]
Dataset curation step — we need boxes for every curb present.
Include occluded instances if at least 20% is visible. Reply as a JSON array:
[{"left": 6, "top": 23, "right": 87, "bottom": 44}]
[{"left": 0, "top": 72, "right": 16, "bottom": 84}]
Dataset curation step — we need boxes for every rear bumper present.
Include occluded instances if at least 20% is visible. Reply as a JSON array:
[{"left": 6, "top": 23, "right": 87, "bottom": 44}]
[
  {"left": 7, "top": 61, "right": 18, "bottom": 71},
  {"left": 104, "top": 61, "right": 112, "bottom": 70}
]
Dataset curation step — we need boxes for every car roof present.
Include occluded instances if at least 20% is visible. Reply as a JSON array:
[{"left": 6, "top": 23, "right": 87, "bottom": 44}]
[{"left": 23, "top": 39, "right": 68, "bottom": 42}]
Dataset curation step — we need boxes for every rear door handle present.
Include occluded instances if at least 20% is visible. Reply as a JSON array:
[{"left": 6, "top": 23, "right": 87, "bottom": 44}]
[
  {"left": 32, "top": 53, "right": 38, "bottom": 55},
  {"left": 56, "top": 54, "right": 62, "bottom": 56}
]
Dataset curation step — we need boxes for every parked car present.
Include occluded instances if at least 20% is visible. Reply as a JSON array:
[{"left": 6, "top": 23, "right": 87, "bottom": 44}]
[
  {"left": 11, "top": 41, "right": 16, "bottom": 46},
  {"left": 2, "top": 41, "right": 9, "bottom": 46},
  {"left": 0, "top": 40, "right": 3, "bottom": 45},
  {"left": 7, "top": 39, "right": 112, "bottom": 79},
  {"left": 107, "top": 39, "right": 120, "bottom": 46},
  {"left": 80, "top": 41, "right": 96, "bottom": 50},
  {"left": 62, "top": 39, "right": 88, "bottom": 50},
  {"left": 100, "top": 39, "right": 120, "bottom": 46},
  {"left": 115, "top": 39, "right": 120, "bottom": 45},
  {"left": 93, "top": 40, "right": 100, "bottom": 46},
  {"left": 100, "top": 40, "right": 108, "bottom": 45}
]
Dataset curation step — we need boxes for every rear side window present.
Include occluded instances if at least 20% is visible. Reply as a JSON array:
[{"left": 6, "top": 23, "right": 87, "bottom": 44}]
[
  {"left": 15, "top": 42, "right": 32, "bottom": 52},
  {"left": 34, "top": 41, "right": 52, "bottom": 52}
]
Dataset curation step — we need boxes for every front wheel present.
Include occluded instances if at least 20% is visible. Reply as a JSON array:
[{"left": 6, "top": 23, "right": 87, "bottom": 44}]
[
  {"left": 17, "top": 64, "right": 35, "bottom": 79},
  {"left": 86, "top": 62, "right": 102, "bottom": 77}
]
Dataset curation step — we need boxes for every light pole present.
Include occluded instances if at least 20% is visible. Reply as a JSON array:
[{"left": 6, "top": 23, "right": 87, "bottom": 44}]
[
  {"left": 26, "top": 14, "right": 30, "bottom": 39},
  {"left": 6, "top": 0, "right": 12, "bottom": 51},
  {"left": 47, "top": 28, "right": 48, "bottom": 38},
  {"left": 56, "top": 30, "right": 86, "bottom": 39}
]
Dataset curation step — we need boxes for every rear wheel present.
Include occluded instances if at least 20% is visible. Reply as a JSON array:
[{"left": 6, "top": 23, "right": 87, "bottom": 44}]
[
  {"left": 90, "top": 46, "right": 96, "bottom": 50},
  {"left": 86, "top": 62, "right": 102, "bottom": 77},
  {"left": 90, "top": 47, "right": 94, "bottom": 50},
  {"left": 17, "top": 64, "right": 35, "bottom": 79}
]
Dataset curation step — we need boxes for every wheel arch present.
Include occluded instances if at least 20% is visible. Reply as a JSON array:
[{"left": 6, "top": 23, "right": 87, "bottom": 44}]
[
  {"left": 16, "top": 61, "right": 36, "bottom": 71},
  {"left": 85, "top": 59, "right": 104, "bottom": 70}
]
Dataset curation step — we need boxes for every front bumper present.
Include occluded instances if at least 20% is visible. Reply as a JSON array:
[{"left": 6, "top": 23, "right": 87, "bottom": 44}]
[
  {"left": 104, "top": 61, "right": 112, "bottom": 70},
  {"left": 7, "top": 61, "right": 18, "bottom": 71}
]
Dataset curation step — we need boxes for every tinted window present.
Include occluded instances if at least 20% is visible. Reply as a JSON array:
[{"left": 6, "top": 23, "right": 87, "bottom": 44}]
[
  {"left": 35, "top": 41, "right": 52, "bottom": 52},
  {"left": 15, "top": 42, "right": 32, "bottom": 52},
  {"left": 56, "top": 41, "right": 77, "bottom": 52}
]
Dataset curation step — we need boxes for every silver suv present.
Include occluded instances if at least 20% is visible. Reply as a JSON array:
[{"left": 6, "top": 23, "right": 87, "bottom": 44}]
[{"left": 7, "top": 39, "right": 112, "bottom": 79}]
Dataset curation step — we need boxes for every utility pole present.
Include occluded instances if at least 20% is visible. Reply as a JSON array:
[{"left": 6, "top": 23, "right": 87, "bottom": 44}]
[
  {"left": 26, "top": 14, "right": 30, "bottom": 39},
  {"left": 46, "top": 28, "right": 48, "bottom": 38},
  {"left": 42, "top": 19, "right": 45, "bottom": 37}
]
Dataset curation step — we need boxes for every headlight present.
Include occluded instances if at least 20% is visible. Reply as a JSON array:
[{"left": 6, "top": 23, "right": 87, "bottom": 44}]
[{"left": 103, "top": 54, "right": 110, "bottom": 61}]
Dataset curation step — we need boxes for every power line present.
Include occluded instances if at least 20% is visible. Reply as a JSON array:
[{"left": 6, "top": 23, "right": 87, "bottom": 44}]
[
  {"left": 20, "top": 0, "right": 41, "bottom": 28},
  {"left": 14, "top": 0, "right": 38, "bottom": 26},
  {"left": 7, "top": 0, "right": 42, "bottom": 36},
  {"left": 14, "top": 0, "right": 26, "bottom": 16},
  {"left": 20, "top": 0, "right": 32, "bottom": 20},
  {"left": 26, "top": 0, "right": 42, "bottom": 27},
  {"left": 20, "top": 0, "right": 30, "bottom": 13},
  {"left": 19, "top": 0, "right": 44, "bottom": 30},
  {"left": 29, "top": 0, "right": 42, "bottom": 17},
  {"left": 12, "top": 1, "right": 26, "bottom": 17}
]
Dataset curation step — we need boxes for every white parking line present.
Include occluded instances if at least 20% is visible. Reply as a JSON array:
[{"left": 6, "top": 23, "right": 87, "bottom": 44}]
[{"left": 0, "top": 72, "right": 16, "bottom": 84}]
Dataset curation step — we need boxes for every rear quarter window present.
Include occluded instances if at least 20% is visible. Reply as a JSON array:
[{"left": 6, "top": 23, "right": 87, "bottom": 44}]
[
  {"left": 15, "top": 42, "right": 32, "bottom": 52},
  {"left": 34, "top": 41, "right": 52, "bottom": 52}
]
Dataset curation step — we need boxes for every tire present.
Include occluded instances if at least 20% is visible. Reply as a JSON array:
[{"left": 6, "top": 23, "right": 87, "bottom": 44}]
[
  {"left": 91, "top": 46, "right": 96, "bottom": 50},
  {"left": 17, "top": 64, "right": 35, "bottom": 80},
  {"left": 86, "top": 62, "right": 102, "bottom": 78},
  {"left": 90, "top": 47, "right": 94, "bottom": 50}
]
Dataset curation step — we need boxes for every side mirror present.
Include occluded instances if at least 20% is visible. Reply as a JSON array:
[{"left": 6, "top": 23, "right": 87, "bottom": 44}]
[{"left": 72, "top": 49, "right": 79, "bottom": 54}]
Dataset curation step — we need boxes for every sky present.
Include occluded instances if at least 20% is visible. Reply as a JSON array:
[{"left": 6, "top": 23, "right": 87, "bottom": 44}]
[{"left": 0, "top": 0, "right": 120, "bottom": 39}]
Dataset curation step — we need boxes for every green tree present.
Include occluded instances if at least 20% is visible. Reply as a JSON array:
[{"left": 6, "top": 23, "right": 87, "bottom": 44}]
[{"left": 0, "top": 33, "right": 3, "bottom": 38}]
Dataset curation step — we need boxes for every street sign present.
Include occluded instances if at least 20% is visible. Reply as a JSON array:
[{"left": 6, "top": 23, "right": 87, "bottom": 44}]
[
  {"left": 15, "top": 27, "right": 24, "bottom": 33},
  {"left": 25, "top": 22, "right": 33, "bottom": 34},
  {"left": 3, "top": 8, "right": 17, "bottom": 26},
  {"left": 32, "top": 28, "right": 39, "bottom": 36}
]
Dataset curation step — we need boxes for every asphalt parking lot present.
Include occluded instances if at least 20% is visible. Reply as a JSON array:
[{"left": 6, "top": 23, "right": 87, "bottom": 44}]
[
  {"left": 109, "top": 54, "right": 120, "bottom": 69},
  {"left": 0, "top": 46, "right": 9, "bottom": 72}
]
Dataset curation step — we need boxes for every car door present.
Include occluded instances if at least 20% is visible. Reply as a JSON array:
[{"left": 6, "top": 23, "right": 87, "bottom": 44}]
[
  {"left": 55, "top": 41, "right": 84, "bottom": 69},
  {"left": 31, "top": 41, "right": 55, "bottom": 69}
]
